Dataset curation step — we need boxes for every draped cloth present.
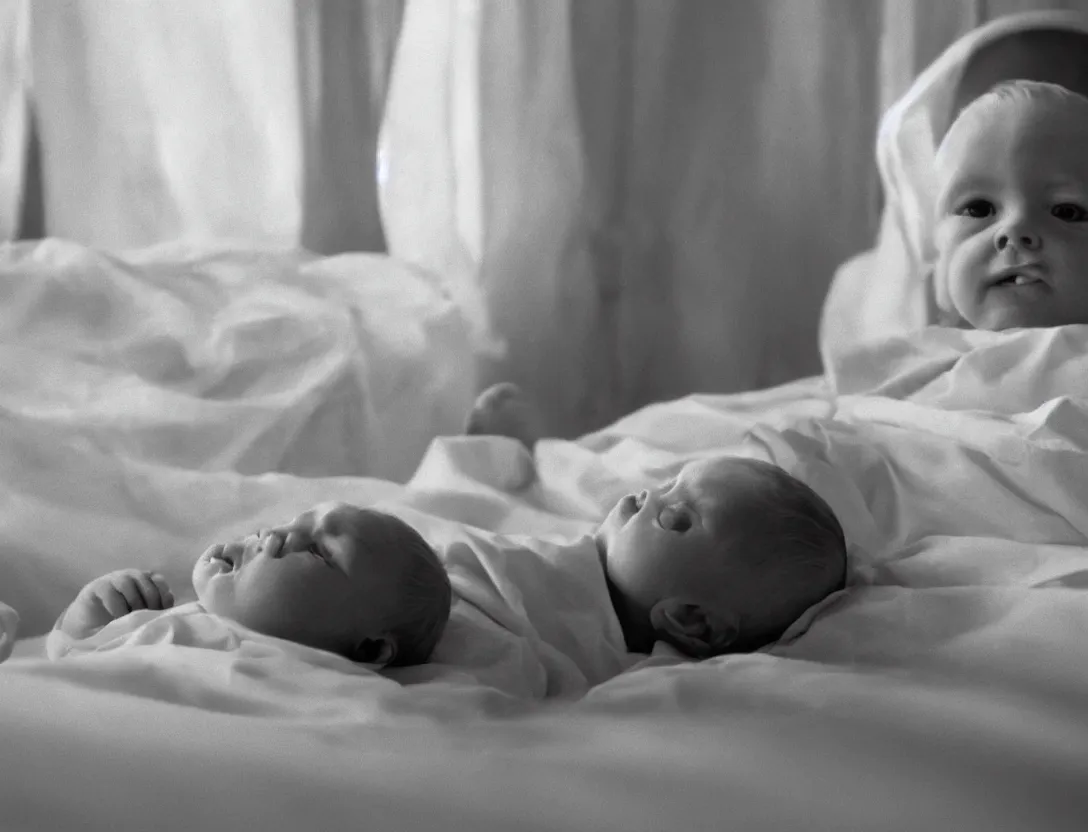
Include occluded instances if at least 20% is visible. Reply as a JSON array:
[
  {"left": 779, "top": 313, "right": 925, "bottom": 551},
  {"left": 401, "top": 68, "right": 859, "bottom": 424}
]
[
  {"left": 819, "top": 10, "right": 1088, "bottom": 366},
  {"left": 0, "top": 0, "right": 29, "bottom": 241}
]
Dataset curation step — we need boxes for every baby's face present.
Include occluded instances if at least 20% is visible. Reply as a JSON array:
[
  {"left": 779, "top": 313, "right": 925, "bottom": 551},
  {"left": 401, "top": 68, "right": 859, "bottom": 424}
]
[
  {"left": 596, "top": 457, "right": 769, "bottom": 635},
  {"left": 192, "top": 502, "right": 396, "bottom": 658},
  {"left": 934, "top": 105, "right": 1088, "bottom": 330}
]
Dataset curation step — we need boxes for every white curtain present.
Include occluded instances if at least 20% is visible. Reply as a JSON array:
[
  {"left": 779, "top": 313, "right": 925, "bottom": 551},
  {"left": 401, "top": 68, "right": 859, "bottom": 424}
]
[
  {"left": 11, "top": 0, "right": 401, "bottom": 254},
  {"left": 0, "top": 0, "right": 29, "bottom": 241},
  {"left": 23, "top": 0, "right": 1071, "bottom": 436},
  {"left": 31, "top": 0, "right": 304, "bottom": 248},
  {"left": 381, "top": 0, "right": 884, "bottom": 435}
]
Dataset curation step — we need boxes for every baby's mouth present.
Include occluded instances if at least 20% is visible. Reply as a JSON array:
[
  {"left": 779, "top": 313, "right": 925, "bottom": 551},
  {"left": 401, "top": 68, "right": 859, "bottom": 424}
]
[
  {"left": 995, "top": 274, "right": 1041, "bottom": 287},
  {"left": 209, "top": 541, "right": 246, "bottom": 571},
  {"left": 212, "top": 548, "right": 237, "bottom": 570},
  {"left": 990, "top": 264, "right": 1045, "bottom": 288},
  {"left": 621, "top": 491, "right": 646, "bottom": 522}
]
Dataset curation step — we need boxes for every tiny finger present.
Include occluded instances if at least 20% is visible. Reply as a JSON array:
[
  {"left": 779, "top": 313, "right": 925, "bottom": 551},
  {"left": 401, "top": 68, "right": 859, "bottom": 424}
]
[
  {"left": 97, "top": 587, "right": 131, "bottom": 619},
  {"left": 114, "top": 576, "right": 146, "bottom": 611},
  {"left": 150, "top": 573, "right": 174, "bottom": 609},
  {"left": 134, "top": 572, "right": 164, "bottom": 609}
]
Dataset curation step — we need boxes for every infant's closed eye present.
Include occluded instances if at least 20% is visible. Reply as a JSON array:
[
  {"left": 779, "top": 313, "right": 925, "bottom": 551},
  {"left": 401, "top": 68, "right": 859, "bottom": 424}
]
[{"left": 658, "top": 506, "right": 692, "bottom": 533}]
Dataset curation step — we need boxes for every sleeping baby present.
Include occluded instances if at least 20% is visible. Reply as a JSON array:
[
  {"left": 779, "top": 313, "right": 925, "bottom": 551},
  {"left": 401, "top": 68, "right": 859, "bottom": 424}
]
[
  {"left": 49, "top": 388, "right": 844, "bottom": 681},
  {"left": 457, "top": 384, "right": 849, "bottom": 660},
  {"left": 933, "top": 80, "right": 1088, "bottom": 331},
  {"left": 50, "top": 503, "right": 452, "bottom": 667}
]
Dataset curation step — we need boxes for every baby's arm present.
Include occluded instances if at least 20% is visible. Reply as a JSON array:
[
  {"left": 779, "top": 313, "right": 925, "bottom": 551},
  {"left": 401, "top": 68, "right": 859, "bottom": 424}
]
[{"left": 58, "top": 569, "right": 175, "bottom": 641}]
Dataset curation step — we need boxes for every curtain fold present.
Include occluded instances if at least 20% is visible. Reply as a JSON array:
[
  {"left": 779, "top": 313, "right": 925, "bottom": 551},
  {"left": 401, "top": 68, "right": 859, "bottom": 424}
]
[
  {"left": 381, "top": 0, "right": 884, "bottom": 436},
  {"left": 9, "top": 0, "right": 1088, "bottom": 435},
  {"left": 0, "top": 0, "right": 29, "bottom": 241},
  {"left": 31, "top": 0, "right": 304, "bottom": 250},
  {"left": 24, "top": 0, "right": 401, "bottom": 255},
  {"left": 294, "top": 0, "right": 403, "bottom": 255},
  {"left": 379, "top": 0, "right": 599, "bottom": 434}
]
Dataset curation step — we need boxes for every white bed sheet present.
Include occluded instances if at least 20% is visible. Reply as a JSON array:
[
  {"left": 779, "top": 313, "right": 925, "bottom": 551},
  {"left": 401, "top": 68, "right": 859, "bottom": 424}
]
[
  {"left": 0, "top": 237, "right": 480, "bottom": 482},
  {"left": 3, "top": 330, "right": 1088, "bottom": 830}
]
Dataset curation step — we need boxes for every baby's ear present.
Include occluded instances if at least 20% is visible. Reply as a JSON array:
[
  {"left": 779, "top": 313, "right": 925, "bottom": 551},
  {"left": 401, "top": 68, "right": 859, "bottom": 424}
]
[
  {"left": 649, "top": 598, "right": 739, "bottom": 659},
  {"left": 352, "top": 635, "right": 397, "bottom": 667}
]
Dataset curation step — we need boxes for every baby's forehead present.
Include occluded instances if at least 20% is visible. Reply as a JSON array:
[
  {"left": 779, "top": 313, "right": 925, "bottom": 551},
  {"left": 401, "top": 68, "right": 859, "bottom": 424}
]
[
  {"left": 679, "top": 457, "right": 777, "bottom": 509},
  {"left": 682, "top": 455, "right": 774, "bottom": 483},
  {"left": 295, "top": 504, "right": 389, "bottom": 561},
  {"left": 297, "top": 501, "right": 362, "bottom": 534},
  {"left": 301, "top": 503, "right": 404, "bottom": 578},
  {"left": 944, "top": 88, "right": 1088, "bottom": 155}
]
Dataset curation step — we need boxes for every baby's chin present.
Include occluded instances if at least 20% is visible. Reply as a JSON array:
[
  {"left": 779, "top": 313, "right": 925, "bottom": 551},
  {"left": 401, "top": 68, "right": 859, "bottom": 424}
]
[
  {"left": 191, "top": 545, "right": 227, "bottom": 608},
  {"left": 593, "top": 506, "right": 625, "bottom": 565},
  {"left": 966, "top": 302, "right": 1066, "bottom": 332},
  {"left": 592, "top": 527, "right": 610, "bottom": 570}
]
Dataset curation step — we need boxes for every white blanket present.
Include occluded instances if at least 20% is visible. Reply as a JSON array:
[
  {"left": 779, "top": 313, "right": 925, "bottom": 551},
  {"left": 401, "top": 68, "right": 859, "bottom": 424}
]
[
  {"left": 4, "top": 326, "right": 1088, "bottom": 830},
  {"left": 0, "top": 238, "right": 479, "bottom": 482}
]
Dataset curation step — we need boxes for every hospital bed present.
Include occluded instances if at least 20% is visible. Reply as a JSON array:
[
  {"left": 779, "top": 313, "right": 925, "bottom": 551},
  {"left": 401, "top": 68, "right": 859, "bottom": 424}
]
[{"left": 4, "top": 10, "right": 1088, "bottom": 832}]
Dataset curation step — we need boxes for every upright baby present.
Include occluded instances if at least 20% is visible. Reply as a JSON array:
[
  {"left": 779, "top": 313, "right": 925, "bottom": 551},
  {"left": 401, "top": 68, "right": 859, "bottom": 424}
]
[{"left": 934, "top": 80, "right": 1088, "bottom": 330}]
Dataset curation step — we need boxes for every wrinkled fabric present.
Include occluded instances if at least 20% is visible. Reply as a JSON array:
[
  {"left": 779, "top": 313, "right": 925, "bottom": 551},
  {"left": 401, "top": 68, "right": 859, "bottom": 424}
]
[
  {"left": 45, "top": 601, "right": 382, "bottom": 673},
  {"left": 6, "top": 331, "right": 1088, "bottom": 826},
  {"left": 828, "top": 323, "right": 1088, "bottom": 412},
  {"left": 391, "top": 526, "right": 637, "bottom": 698},
  {"left": 0, "top": 238, "right": 479, "bottom": 482},
  {"left": 819, "top": 11, "right": 1088, "bottom": 365},
  {"left": 5, "top": 343, "right": 1088, "bottom": 826}
]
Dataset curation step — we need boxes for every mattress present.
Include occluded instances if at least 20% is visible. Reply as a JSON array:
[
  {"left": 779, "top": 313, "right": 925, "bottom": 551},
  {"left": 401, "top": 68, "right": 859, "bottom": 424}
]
[{"left": 3, "top": 324, "right": 1088, "bottom": 829}]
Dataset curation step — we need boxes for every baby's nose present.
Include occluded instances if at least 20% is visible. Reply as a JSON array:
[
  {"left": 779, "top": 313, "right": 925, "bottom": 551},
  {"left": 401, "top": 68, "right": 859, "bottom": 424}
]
[
  {"left": 276, "top": 529, "right": 312, "bottom": 556},
  {"left": 995, "top": 225, "right": 1041, "bottom": 252}
]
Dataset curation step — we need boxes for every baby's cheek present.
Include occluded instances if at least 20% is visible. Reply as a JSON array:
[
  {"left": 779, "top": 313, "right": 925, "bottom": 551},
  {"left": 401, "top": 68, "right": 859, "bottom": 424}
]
[
  {"left": 932, "top": 218, "right": 951, "bottom": 249},
  {"left": 195, "top": 579, "right": 231, "bottom": 616},
  {"left": 943, "top": 235, "right": 986, "bottom": 287}
]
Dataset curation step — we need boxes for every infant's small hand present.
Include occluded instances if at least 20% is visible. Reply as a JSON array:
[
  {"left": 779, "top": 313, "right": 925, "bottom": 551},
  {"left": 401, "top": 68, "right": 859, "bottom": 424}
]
[
  {"left": 79, "top": 569, "right": 175, "bottom": 621},
  {"left": 61, "top": 569, "right": 175, "bottom": 639}
]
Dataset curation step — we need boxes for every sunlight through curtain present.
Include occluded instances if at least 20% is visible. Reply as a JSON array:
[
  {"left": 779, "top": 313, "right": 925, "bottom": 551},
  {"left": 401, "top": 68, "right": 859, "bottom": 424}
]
[
  {"left": 380, "top": 0, "right": 883, "bottom": 435},
  {"left": 10, "top": 0, "right": 1086, "bottom": 435},
  {"left": 22, "top": 0, "right": 402, "bottom": 255}
]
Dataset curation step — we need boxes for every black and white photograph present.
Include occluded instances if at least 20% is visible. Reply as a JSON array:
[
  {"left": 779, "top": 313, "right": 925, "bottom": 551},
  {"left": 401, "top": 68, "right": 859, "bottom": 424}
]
[{"left": 1, "top": 2, "right": 1088, "bottom": 830}]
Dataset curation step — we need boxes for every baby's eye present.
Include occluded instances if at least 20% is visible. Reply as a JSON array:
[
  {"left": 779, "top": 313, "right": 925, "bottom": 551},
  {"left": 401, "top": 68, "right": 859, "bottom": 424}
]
[
  {"left": 307, "top": 544, "right": 329, "bottom": 564},
  {"left": 1052, "top": 203, "right": 1088, "bottom": 223},
  {"left": 956, "top": 199, "right": 995, "bottom": 219},
  {"left": 658, "top": 506, "right": 692, "bottom": 533}
]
